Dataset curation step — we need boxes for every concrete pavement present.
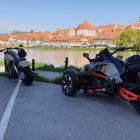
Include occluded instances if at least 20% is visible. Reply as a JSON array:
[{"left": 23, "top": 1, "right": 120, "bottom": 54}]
[
  {"left": 0, "top": 76, "right": 140, "bottom": 140},
  {"left": 36, "top": 70, "right": 62, "bottom": 80},
  {"left": 0, "top": 66, "right": 62, "bottom": 80}
]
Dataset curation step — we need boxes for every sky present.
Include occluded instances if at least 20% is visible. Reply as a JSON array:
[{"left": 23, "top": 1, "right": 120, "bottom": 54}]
[{"left": 0, "top": 0, "right": 140, "bottom": 33}]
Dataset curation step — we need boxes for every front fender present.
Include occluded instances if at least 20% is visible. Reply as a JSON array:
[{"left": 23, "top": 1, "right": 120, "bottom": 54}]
[{"left": 18, "top": 60, "right": 30, "bottom": 68}]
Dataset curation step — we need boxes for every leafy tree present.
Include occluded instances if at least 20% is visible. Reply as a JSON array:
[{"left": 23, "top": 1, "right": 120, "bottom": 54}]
[{"left": 116, "top": 30, "right": 140, "bottom": 50}]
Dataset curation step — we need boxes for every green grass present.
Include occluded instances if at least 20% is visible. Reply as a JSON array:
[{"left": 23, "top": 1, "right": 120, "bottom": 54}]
[
  {"left": 0, "top": 72, "right": 7, "bottom": 77},
  {"left": 35, "top": 63, "right": 81, "bottom": 72},
  {"left": 25, "top": 47, "right": 104, "bottom": 51},
  {"left": 0, "top": 45, "right": 104, "bottom": 51},
  {"left": 0, "top": 60, "right": 81, "bottom": 73},
  {"left": 0, "top": 61, "right": 4, "bottom": 66}
]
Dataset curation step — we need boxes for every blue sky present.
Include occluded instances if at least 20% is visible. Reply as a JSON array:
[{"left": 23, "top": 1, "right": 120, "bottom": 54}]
[{"left": 0, "top": 0, "right": 140, "bottom": 33}]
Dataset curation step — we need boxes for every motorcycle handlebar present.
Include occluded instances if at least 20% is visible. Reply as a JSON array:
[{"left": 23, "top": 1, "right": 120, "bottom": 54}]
[
  {"left": 125, "top": 47, "right": 132, "bottom": 50},
  {"left": 0, "top": 47, "right": 19, "bottom": 52},
  {"left": 111, "top": 47, "right": 132, "bottom": 55},
  {"left": 93, "top": 47, "right": 132, "bottom": 60},
  {"left": 7, "top": 47, "right": 19, "bottom": 50}
]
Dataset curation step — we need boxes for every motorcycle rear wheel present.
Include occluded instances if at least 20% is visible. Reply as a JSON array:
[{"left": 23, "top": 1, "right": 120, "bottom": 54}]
[{"left": 22, "top": 66, "right": 33, "bottom": 86}]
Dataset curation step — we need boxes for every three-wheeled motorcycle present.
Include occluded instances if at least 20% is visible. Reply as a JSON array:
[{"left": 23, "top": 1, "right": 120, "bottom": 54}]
[{"left": 61, "top": 47, "right": 140, "bottom": 113}]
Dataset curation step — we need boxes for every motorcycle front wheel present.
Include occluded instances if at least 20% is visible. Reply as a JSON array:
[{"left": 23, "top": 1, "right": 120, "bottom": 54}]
[
  {"left": 61, "top": 70, "right": 79, "bottom": 96},
  {"left": 22, "top": 66, "right": 33, "bottom": 86},
  {"left": 7, "top": 63, "right": 18, "bottom": 79}
]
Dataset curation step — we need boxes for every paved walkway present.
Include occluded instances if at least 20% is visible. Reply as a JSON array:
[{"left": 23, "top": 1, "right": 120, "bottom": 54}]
[
  {"left": 0, "top": 66, "right": 62, "bottom": 80},
  {"left": 0, "top": 66, "right": 5, "bottom": 72},
  {"left": 36, "top": 70, "right": 62, "bottom": 80}
]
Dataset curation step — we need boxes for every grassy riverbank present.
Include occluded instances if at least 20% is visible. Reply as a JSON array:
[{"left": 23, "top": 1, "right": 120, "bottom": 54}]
[
  {"left": 0, "top": 61, "right": 4, "bottom": 66},
  {"left": 0, "top": 60, "right": 81, "bottom": 72},
  {"left": 0, "top": 72, "right": 7, "bottom": 77},
  {"left": 25, "top": 46, "right": 104, "bottom": 51},
  {"left": 0, "top": 61, "right": 78, "bottom": 85},
  {"left": 35, "top": 63, "right": 81, "bottom": 72},
  {"left": 0, "top": 45, "right": 104, "bottom": 51}
]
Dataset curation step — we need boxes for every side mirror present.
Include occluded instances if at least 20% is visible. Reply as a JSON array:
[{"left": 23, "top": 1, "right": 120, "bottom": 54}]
[{"left": 83, "top": 53, "right": 89, "bottom": 59}]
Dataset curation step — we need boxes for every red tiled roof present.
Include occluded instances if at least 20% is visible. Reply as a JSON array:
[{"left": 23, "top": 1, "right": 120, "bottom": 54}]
[
  {"left": 95, "top": 30, "right": 122, "bottom": 39},
  {"left": 125, "top": 25, "right": 132, "bottom": 30},
  {"left": 50, "top": 35, "right": 82, "bottom": 42},
  {"left": 53, "top": 29, "right": 71, "bottom": 35},
  {"left": 98, "top": 24, "right": 115, "bottom": 31},
  {"left": 115, "top": 24, "right": 126, "bottom": 30},
  {"left": 16, "top": 34, "right": 26, "bottom": 40},
  {"left": 49, "top": 35, "right": 95, "bottom": 43},
  {"left": 76, "top": 21, "right": 96, "bottom": 30},
  {"left": 132, "top": 22, "right": 140, "bottom": 27},
  {"left": 12, "top": 32, "right": 50, "bottom": 41},
  {"left": 0, "top": 35, "right": 10, "bottom": 41},
  {"left": 97, "top": 24, "right": 125, "bottom": 32}
]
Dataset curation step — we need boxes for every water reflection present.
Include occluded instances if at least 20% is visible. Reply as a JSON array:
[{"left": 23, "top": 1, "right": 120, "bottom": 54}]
[
  {"left": 25, "top": 49, "right": 99, "bottom": 67},
  {"left": 0, "top": 48, "right": 140, "bottom": 68}
]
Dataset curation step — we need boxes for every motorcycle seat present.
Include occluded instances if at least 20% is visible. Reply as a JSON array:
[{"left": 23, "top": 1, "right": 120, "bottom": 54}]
[{"left": 15, "top": 58, "right": 26, "bottom": 63}]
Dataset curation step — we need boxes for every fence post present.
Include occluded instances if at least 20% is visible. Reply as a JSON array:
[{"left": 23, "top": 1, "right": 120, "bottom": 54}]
[
  {"left": 64, "top": 57, "right": 69, "bottom": 70},
  {"left": 32, "top": 59, "right": 35, "bottom": 72},
  {"left": 4, "top": 60, "right": 8, "bottom": 72}
]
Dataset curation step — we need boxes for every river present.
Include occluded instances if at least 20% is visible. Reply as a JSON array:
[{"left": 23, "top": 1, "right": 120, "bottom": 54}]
[{"left": 0, "top": 48, "right": 140, "bottom": 68}]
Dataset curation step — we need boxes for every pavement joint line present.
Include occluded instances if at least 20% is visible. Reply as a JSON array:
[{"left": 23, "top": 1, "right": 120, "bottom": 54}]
[{"left": 0, "top": 80, "right": 22, "bottom": 140}]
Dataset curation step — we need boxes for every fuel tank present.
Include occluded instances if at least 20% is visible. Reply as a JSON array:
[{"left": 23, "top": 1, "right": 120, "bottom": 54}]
[
  {"left": 4, "top": 52, "right": 19, "bottom": 61},
  {"left": 4, "top": 54, "right": 14, "bottom": 61},
  {"left": 81, "top": 61, "right": 123, "bottom": 84}
]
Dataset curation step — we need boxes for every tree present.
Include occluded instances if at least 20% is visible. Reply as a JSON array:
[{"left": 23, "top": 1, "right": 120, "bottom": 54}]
[
  {"left": 116, "top": 30, "right": 140, "bottom": 50},
  {"left": 135, "top": 30, "right": 140, "bottom": 50}
]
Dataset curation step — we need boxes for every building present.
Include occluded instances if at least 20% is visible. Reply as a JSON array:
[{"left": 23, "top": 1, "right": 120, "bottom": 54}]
[
  {"left": 49, "top": 35, "right": 82, "bottom": 48},
  {"left": 131, "top": 22, "right": 140, "bottom": 30},
  {"left": 97, "top": 24, "right": 126, "bottom": 34},
  {"left": 0, "top": 35, "right": 10, "bottom": 46},
  {"left": 1, "top": 19, "right": 140, "bottom": 47},
  {"left": 76, "top": 21, "right": 97, "bottom": 36},
  {"left": 93, "top": 29, "right": 123, "bottom": 47},
  {"left": 53, "top": 29, "right": 76, "bottom": 37}
]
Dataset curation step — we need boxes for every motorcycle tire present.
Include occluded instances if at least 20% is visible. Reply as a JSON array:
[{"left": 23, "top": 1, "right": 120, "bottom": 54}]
[
  {"left": 7, "top": 64, "right": 17, "bottom": 79},
  {"left": 22, "top": 66, "right": 33, "bottom": 86},
  {"left": 61, "top": 70, "right": 79, "bottom": 96}
]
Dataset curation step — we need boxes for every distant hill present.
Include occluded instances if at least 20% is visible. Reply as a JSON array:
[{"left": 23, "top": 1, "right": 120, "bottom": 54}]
[{"left": 11, "top": 31, "right": 28, "bottom": 34}]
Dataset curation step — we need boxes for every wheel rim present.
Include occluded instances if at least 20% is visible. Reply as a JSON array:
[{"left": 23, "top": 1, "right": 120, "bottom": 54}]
[
  {"left": 19, "top": 71, "right": 25, "bottom": 80},
  {"left": 62, "top": 74, "right": 72, "bottom": 94}
]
